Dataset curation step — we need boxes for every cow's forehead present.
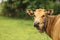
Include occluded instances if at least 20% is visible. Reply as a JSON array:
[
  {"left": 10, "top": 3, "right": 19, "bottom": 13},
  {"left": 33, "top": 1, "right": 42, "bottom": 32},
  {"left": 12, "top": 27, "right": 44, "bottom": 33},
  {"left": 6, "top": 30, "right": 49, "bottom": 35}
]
[
  {"left": 35, "top": 9, "right": 45, "bottom": 12},
  {"left": 34, "top": 9, "right": 46, "bottom": 15}
]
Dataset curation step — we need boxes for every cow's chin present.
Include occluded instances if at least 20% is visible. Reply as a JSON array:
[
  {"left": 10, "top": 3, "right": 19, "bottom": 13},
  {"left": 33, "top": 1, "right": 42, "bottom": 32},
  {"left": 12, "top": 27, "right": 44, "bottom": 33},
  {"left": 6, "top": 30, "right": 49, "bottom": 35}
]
[
  {"left": 38, "top": 25, "right": 45, "bottom": 33},
  {"left": 37, "top": 29, "right": 44, "bottom": 33}
]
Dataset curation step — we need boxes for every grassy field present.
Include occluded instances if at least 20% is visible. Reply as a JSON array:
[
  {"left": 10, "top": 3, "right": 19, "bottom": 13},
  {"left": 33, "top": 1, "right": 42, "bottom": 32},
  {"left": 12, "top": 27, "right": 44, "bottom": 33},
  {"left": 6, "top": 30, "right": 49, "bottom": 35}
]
[{"left": 0, "top": 16, "right": 52, "bottom": 40}]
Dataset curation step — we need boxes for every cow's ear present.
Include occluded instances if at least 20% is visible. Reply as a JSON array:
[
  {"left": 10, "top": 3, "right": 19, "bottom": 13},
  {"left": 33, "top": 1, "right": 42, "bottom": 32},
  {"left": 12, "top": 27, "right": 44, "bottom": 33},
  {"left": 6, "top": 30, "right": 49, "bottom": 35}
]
[
  {"left": 47, "top": 9, "right": 54, "bottom": 15},
  {"left": 26, "top": 9, "right": 34, "bottom": 16}
]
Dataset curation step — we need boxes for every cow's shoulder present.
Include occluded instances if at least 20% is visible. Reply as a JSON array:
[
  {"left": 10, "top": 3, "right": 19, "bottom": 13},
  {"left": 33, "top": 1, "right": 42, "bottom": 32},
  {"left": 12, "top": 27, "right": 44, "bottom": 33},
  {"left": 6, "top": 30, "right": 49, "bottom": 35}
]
[
  {"left": 54, "top": 14, "right": 60, "bottom": 20},
  {"left": 55, "top": 14, "right": 60, "bottom": 21},
  {"left": 50, "top": 14, "right": 60, "bottom": 27},
  {"left": 52, "top": 14, "right": 60, "bottom": 32},
  {"left": 56, "top": 14, "right": 60, "bottom": 18},
  {"left": 53, "top": 14, "right": 60, "bottom": 26},
  {"left": 55, "top": 14, "right": 60, "bottom": 22}
]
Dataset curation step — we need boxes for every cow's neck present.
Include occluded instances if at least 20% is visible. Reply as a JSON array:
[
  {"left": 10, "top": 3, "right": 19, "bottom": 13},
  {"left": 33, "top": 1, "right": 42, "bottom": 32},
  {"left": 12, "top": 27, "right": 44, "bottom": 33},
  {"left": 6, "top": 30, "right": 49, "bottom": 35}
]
[{"left": 46, "top": 15, "right": 56, "bottom": 37}]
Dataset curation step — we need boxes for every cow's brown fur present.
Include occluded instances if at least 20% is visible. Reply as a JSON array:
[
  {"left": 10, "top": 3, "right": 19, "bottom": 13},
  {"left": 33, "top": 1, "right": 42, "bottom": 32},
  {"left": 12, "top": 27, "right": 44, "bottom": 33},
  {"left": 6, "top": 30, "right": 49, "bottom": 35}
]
[
  {"left": 26, "top": 8, "right": 60, "bottom": 40},
  {"left": 46, "top": 15, "right": 60, "bottom": 40}
]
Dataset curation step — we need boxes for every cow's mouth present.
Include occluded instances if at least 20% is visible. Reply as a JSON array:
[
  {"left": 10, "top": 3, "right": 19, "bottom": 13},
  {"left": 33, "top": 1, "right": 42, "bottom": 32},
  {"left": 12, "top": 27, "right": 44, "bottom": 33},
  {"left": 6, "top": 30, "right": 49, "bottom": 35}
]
[{"left": 34, "top": 25, "right": 45, "bottom": 33}]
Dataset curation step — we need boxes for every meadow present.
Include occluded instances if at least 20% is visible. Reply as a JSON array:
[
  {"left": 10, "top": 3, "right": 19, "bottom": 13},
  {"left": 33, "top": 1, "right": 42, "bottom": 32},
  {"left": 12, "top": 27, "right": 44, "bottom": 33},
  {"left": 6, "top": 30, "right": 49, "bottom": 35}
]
[{"left": 0, "top": 16, "right": 52, "bottom": 40}]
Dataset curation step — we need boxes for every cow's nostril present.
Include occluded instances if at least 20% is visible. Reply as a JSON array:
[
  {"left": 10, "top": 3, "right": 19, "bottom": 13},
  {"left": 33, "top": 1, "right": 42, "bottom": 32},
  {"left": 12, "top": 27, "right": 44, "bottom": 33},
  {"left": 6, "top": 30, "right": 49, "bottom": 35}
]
[{"left": 34, "top": 22, "right": 39, "bottom": 27}]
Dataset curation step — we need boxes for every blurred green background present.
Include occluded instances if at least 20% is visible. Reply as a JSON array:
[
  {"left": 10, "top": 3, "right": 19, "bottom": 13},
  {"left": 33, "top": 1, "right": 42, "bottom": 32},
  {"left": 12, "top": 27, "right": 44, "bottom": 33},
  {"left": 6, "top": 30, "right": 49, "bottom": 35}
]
[
  {"left": 0, "top": 0, "right": 60, "bottom": 17},
  {"left": 0, "top": 0, "right": 60, "bottom": 40}
]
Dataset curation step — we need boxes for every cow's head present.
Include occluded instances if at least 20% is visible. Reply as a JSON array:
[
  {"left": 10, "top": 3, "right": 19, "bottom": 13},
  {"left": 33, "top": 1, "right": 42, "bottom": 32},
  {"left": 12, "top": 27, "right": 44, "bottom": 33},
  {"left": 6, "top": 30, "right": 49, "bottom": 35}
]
[{"left": 26, "top": 8, "right": 54, "bottom": 32}]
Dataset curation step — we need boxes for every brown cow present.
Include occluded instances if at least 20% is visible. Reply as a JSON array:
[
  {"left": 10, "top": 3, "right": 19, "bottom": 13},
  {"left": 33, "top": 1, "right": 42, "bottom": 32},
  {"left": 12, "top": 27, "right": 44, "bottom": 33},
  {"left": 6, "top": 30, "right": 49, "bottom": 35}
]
[{"left": 26, "top": 8, "right": 60, "bottom": 40}]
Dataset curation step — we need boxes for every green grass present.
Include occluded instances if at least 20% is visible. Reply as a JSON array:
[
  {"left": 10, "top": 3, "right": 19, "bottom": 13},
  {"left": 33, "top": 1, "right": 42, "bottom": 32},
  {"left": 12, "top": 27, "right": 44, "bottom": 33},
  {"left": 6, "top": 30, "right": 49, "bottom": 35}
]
[{"left": 0, "top": 16, "right": 52, "bottom": 40}]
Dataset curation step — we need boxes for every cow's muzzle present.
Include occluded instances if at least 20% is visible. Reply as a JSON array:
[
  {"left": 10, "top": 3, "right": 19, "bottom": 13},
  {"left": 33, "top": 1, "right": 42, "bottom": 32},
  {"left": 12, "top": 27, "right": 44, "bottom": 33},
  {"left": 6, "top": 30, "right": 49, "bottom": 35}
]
[{"left": 34, "top": 22, "right": 39, "bottom": 27}]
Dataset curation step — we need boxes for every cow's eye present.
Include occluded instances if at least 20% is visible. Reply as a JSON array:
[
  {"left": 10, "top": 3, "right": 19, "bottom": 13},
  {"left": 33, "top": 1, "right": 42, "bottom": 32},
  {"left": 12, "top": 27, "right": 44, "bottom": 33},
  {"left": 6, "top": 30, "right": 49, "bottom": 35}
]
[{"left": 42, "top": 15, "right": 45, "bottom": 18}]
